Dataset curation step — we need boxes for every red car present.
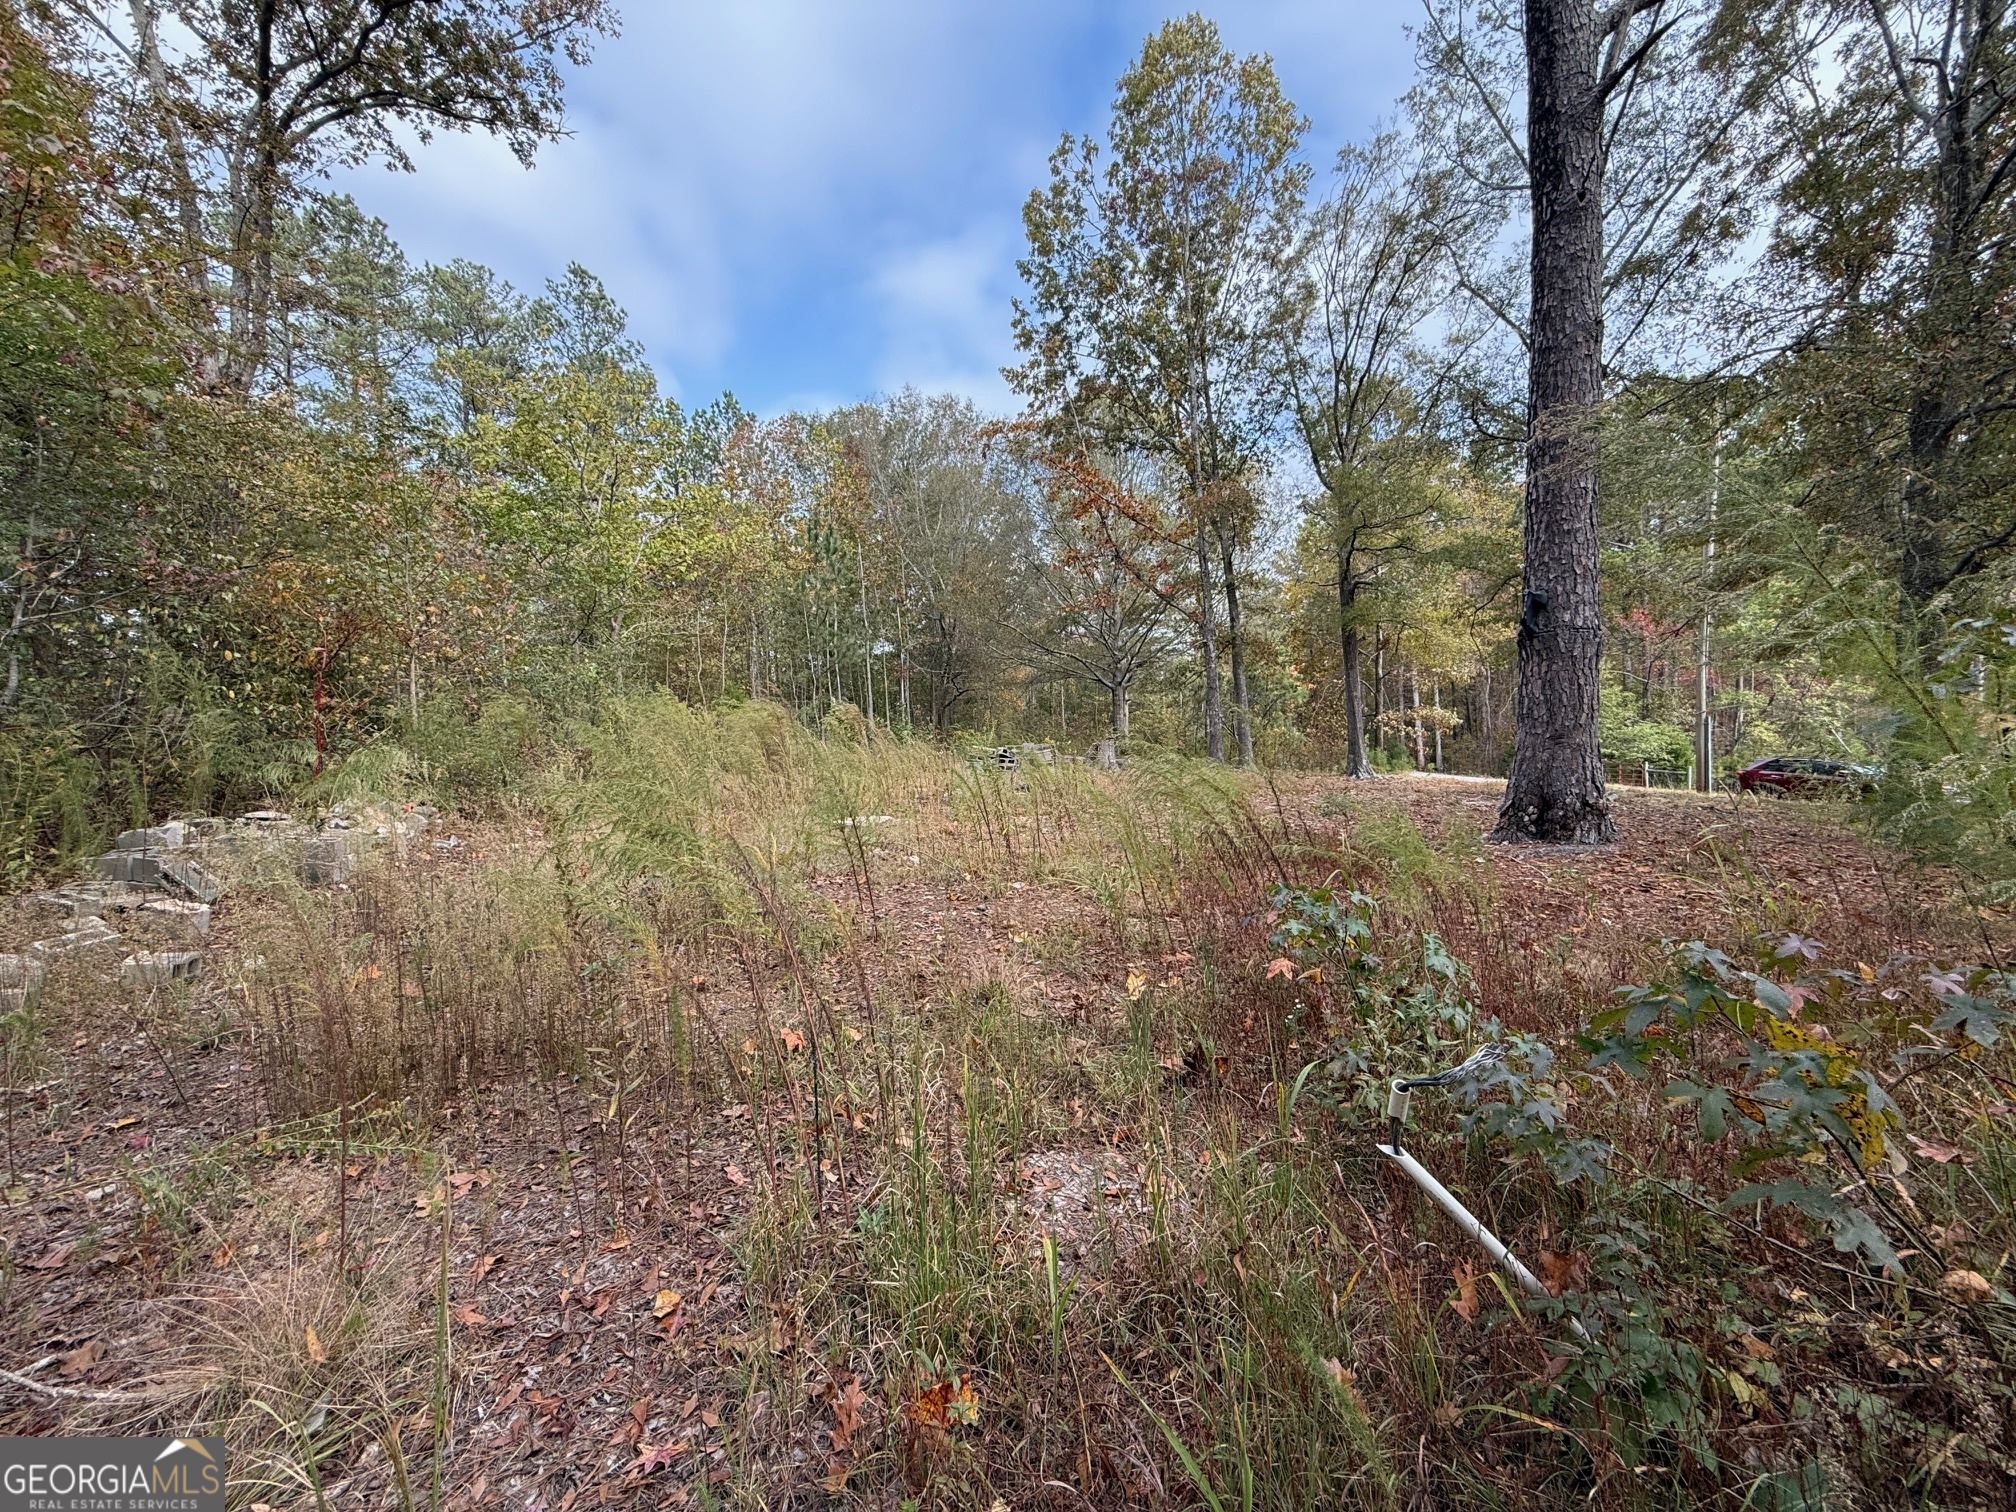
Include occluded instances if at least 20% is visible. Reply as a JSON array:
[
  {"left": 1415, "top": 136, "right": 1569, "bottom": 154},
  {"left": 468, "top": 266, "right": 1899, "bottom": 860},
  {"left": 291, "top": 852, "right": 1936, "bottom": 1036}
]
[{"left": 1736, "top": 756, "right": 1879, "bottom": 797}]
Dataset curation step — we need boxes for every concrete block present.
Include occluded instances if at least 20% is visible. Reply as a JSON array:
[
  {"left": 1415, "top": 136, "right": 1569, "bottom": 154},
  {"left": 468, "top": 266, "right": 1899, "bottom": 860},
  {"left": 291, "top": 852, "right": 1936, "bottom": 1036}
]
[
  {"left": 115, "top": 822, "right": 187, "bottom": 852},
  {"left": 162, "top": 855, "right": 222, "bottom": 903},
  {"left": 30, "top": 916, "right": 122, "bottom": 958},
  {"left": 302, "top": 834, "right": 359, "bottom": 885},
  {"left": 29, "top": 882, "right": 133, "bottom": 918},
  {"left": 121, "top": 950, "right": 202, "bottom": 986},
  {"left": 97, "top": 851, "right": 163, "bottom": 887}
]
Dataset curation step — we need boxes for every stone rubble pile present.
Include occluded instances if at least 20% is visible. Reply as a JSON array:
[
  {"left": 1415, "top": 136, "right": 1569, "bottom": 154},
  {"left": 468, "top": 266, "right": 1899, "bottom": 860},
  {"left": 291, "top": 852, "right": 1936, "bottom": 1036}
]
[{"left": 16, "top": 799, "right": 437, "bottom": 990}]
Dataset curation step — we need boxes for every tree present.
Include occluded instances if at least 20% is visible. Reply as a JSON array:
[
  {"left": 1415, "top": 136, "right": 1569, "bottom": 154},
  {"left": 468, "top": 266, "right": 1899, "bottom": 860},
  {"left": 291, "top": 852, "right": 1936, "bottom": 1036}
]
[
  {"left": 1019, "top": 449, "right": 1180, "bottom": 738},
  {"left": 54, "top": 0, "right": 615, "bottom": 386},
  {"left": 1410, "top": 0, "right": 1767, "bottom": 837},
  {"left": 1276, "top": 133, "right": 1455, "bottom": 777},
  {"left": 1734, "top": 0, "right": 2016, "bottom": 654},
  {"left": 837, "top": 392, "right": 1032, "bottom": 736},
  {"left": 1010, "top": 13, "right": 1307, "bottom": 763},
  {"left": 1501, "top": 0, "right": 1711, "bottom": 842}
]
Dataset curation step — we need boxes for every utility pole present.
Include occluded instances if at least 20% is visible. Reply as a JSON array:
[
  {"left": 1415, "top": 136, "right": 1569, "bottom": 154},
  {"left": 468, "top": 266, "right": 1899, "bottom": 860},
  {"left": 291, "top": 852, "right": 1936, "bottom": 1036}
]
[{"left": 1696, "top": 402, "right": 1721, "bottom": 792}]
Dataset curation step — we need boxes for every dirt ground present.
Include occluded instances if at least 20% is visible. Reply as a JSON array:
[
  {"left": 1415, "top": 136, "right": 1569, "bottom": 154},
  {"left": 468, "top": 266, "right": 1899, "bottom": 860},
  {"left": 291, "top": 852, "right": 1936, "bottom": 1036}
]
[{"left": 0, "top": 775, "right": 1988, "bottom": 1507}]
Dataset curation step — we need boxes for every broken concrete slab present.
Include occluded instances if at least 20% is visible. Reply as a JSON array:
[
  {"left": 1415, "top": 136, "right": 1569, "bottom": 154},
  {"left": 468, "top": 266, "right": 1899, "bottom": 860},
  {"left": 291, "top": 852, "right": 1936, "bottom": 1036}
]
[
  {"left": 29, "top": 882, "right": 141, "bottom": 918},
  {"left": 114, "top": 821, "right": 187, "bottom": 852},
  {"left": 121, "top": 950, "right": 202, "bottom": 986}
]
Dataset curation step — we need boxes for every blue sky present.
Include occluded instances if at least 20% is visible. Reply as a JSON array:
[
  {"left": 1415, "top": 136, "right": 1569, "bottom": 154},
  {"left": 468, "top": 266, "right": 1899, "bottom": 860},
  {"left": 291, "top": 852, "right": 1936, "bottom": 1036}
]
[{"left": 329, "top": 2, "right": 1421, "bottom": 418}]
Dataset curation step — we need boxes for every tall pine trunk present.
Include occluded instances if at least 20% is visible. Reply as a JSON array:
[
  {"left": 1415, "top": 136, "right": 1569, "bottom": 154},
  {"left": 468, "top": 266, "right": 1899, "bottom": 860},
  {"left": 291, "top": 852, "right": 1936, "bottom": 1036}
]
[
  {"left": 1219, "top": 526, "right": 1254, "bottom": 766},
  {"left": 1195, "top": 518, "right": 1225, "bottom": 761},
  {"left": 1493, "top": 0, "right": 1615, "bottom": 844},
  {"left": 1339, "top": 568, "right": 1373, "bottom": 778}
]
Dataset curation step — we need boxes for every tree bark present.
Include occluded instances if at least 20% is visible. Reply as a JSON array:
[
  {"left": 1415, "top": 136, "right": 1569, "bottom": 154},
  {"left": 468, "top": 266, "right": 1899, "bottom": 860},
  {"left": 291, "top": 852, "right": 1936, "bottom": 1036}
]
[
  {"left": 1339, "top": 569, "right": 1373, "bottom": 778},
  {"left": 1110, "top": 678, "right": 1131, "bottom": 738},
  {"left": 1219, "top": 526, "right": 1254, "bottom": 766},
  {"left": 1195, "top": 519, "right": 1225, "bottom": 761},
  {"left": 1493, "top": 0, "right": 1615, "bottom": 844}
]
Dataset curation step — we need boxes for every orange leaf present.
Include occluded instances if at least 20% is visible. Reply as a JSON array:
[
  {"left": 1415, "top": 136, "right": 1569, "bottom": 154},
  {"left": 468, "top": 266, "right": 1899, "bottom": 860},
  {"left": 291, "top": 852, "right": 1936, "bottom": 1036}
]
[
  {"left": 1264, "top": 957, "right": 1296, "bottom": 980},
  {"left": 304, "top": 1324, "right": 329, "bottom": 1363},
  {"left": 1449, "top": 1261, "right": 1480, "bottom": 1322},
  {"left": 906, "top": 1381, "right": 951, "bottom": 1428},
  {"left": 1538, "top": 1249, "right": 1591, "bottom": 1297}
]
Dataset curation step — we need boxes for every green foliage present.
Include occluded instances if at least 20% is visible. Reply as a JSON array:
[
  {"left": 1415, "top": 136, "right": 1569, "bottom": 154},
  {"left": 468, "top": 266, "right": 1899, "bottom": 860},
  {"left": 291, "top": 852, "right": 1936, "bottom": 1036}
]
[{"left": 1597, "top": 680, "right": 1693, "bottom": 768}]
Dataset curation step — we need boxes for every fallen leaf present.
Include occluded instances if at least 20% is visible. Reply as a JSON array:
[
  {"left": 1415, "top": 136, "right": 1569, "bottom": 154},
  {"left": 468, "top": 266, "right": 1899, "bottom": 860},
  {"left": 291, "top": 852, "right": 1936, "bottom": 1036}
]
[
  {"left": 209, "top": 1242, "right": 233, "bottom": 1268},
  {"left": 58, "top": 1339, "right": 104, "bottom": 1377},
  {"left": 779, "top": 1027, "right": 806, "bottom": 1053},
  {"left": 1940, "top": 1269, "right": 1994, "bottom": 1302},
  {"left": 470, "top": 1252, "right": 500, "bottom": 1287},
  {"left": 1538, "top": 1249, "right": 1591, "bottom": 1297},
  {"left": 1124, "top": 969, "right": 1149, "bottom": 1001},
  {"left": 908, "top": 1381, "right": 951, "bottom": 1429},
  {"left": 1264, "top": 957, "right": 1296, "bottom": 981},
  {"left": 699, "top": 1408, "right": 720, "bottom": 1430},
  {"left": 819, "top": 1464, "right": 849, "bottom": 1495},
  {"left": 830, "top": 1375, "right": 867, "bottom": 1449},
  {"left": 452, "top": 1304, "right": 488, "bottom": 1327},
  {"left": 627, "top": 1441, "right": 686, "bottom": 1476},
  {"left": 1449, "top": 1261, "right": 1479, "bottom": 1322},
  {"left": 26, "top": 1242, "right": 75, "bottom": 1270},
  {"left": 304, "top": 1324, "right": 328, "bottom": 1363},
  {"left": 1739, "top": 1334, "right": 1777, "bottom": 1360},
  {"left": 722, "top": 1164, "right": 747, "bottom": 1188},
  {"left": 653, "top": 1288, "right": 683, "bottom": 1319},
  {"left": 1908, "top": 1134, "right": 1972, "bottom": 1165},
  {"left": 909, "top": 1375, "right": 979, "bottom": 1430}
]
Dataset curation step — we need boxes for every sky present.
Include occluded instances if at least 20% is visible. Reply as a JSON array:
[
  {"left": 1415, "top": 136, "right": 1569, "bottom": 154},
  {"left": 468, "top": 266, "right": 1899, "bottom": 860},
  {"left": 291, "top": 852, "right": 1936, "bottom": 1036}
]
[{"left": 327, "top": 2, "right": 1421, "bottom": 419}]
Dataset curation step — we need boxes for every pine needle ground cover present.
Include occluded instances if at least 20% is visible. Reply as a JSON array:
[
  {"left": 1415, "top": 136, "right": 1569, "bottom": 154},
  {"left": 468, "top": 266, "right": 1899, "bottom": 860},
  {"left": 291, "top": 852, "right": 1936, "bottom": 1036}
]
[{"left": 1, "top": 713, "right": 2010, "bottom": 1509}]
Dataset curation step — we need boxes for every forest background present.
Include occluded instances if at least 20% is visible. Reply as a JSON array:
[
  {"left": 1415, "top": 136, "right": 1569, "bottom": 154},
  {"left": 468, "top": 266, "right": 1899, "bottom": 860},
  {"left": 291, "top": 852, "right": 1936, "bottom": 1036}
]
[{"left": 4, "top": 0, "right": 2015, "bottom": 888}]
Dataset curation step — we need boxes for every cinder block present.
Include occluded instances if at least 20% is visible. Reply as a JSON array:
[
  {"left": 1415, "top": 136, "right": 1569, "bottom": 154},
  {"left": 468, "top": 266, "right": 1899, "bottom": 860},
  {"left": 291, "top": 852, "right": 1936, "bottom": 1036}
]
[
  {"left": 121, "top": 950, "right": 202, "bottom": 986},
  {"left": 162, "top": 855, "right": 222, "bottom": 903},
  {"left": 28, "top": 917, "right": 122, "bottom": 958},
  {"left": 302, "top": 834, "right": 359, "bottom": 886},
  {"left": 97, "top": 852, "right": 163, "bottom": 886}
]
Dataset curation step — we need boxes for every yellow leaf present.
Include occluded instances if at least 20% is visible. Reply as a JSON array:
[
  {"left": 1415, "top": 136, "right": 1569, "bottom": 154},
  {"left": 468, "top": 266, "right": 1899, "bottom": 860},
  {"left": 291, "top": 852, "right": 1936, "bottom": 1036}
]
[
  {"left": 304, "top": 1324, "right": 328, "bottom": 1363},
  {"left": 946, "top": 1375, "right": 980, "bottom": 1428},
  {"left": 653, "top": 1288, "right": 683, "bottom": 1319},
  {"left": 1124, "top": 970, "right": 1149, "bottom": 1001}
]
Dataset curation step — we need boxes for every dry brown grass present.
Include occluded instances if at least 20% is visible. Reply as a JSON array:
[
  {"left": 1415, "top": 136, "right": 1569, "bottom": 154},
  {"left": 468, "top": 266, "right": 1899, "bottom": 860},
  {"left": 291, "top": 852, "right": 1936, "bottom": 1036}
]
[{"left": 2, "top": 727, "right": 2010, "bottom": 1509}]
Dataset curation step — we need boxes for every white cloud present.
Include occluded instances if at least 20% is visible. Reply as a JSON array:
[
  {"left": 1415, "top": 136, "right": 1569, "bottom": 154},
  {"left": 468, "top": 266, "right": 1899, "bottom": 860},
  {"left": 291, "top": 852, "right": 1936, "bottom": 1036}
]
[
  {"left": 868, "top": 223, "right": 1021, "bottom": 412},
  {"left": 326, "top": 0, "right": 1423, "bottom": 414}
]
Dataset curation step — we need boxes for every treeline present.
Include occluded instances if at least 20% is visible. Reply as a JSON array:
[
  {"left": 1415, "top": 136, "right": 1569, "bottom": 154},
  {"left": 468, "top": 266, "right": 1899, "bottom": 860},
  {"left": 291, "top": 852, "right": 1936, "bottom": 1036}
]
[{"left": 4, "top": 2, "right": 2014, "bottom": 880}]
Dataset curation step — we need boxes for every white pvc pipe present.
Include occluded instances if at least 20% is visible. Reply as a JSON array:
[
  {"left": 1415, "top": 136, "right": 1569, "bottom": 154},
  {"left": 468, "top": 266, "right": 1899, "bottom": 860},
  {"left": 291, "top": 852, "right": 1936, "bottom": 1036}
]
[{"left": 1377, "top": 1141, "right": 1591, "bottom": 1339}]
